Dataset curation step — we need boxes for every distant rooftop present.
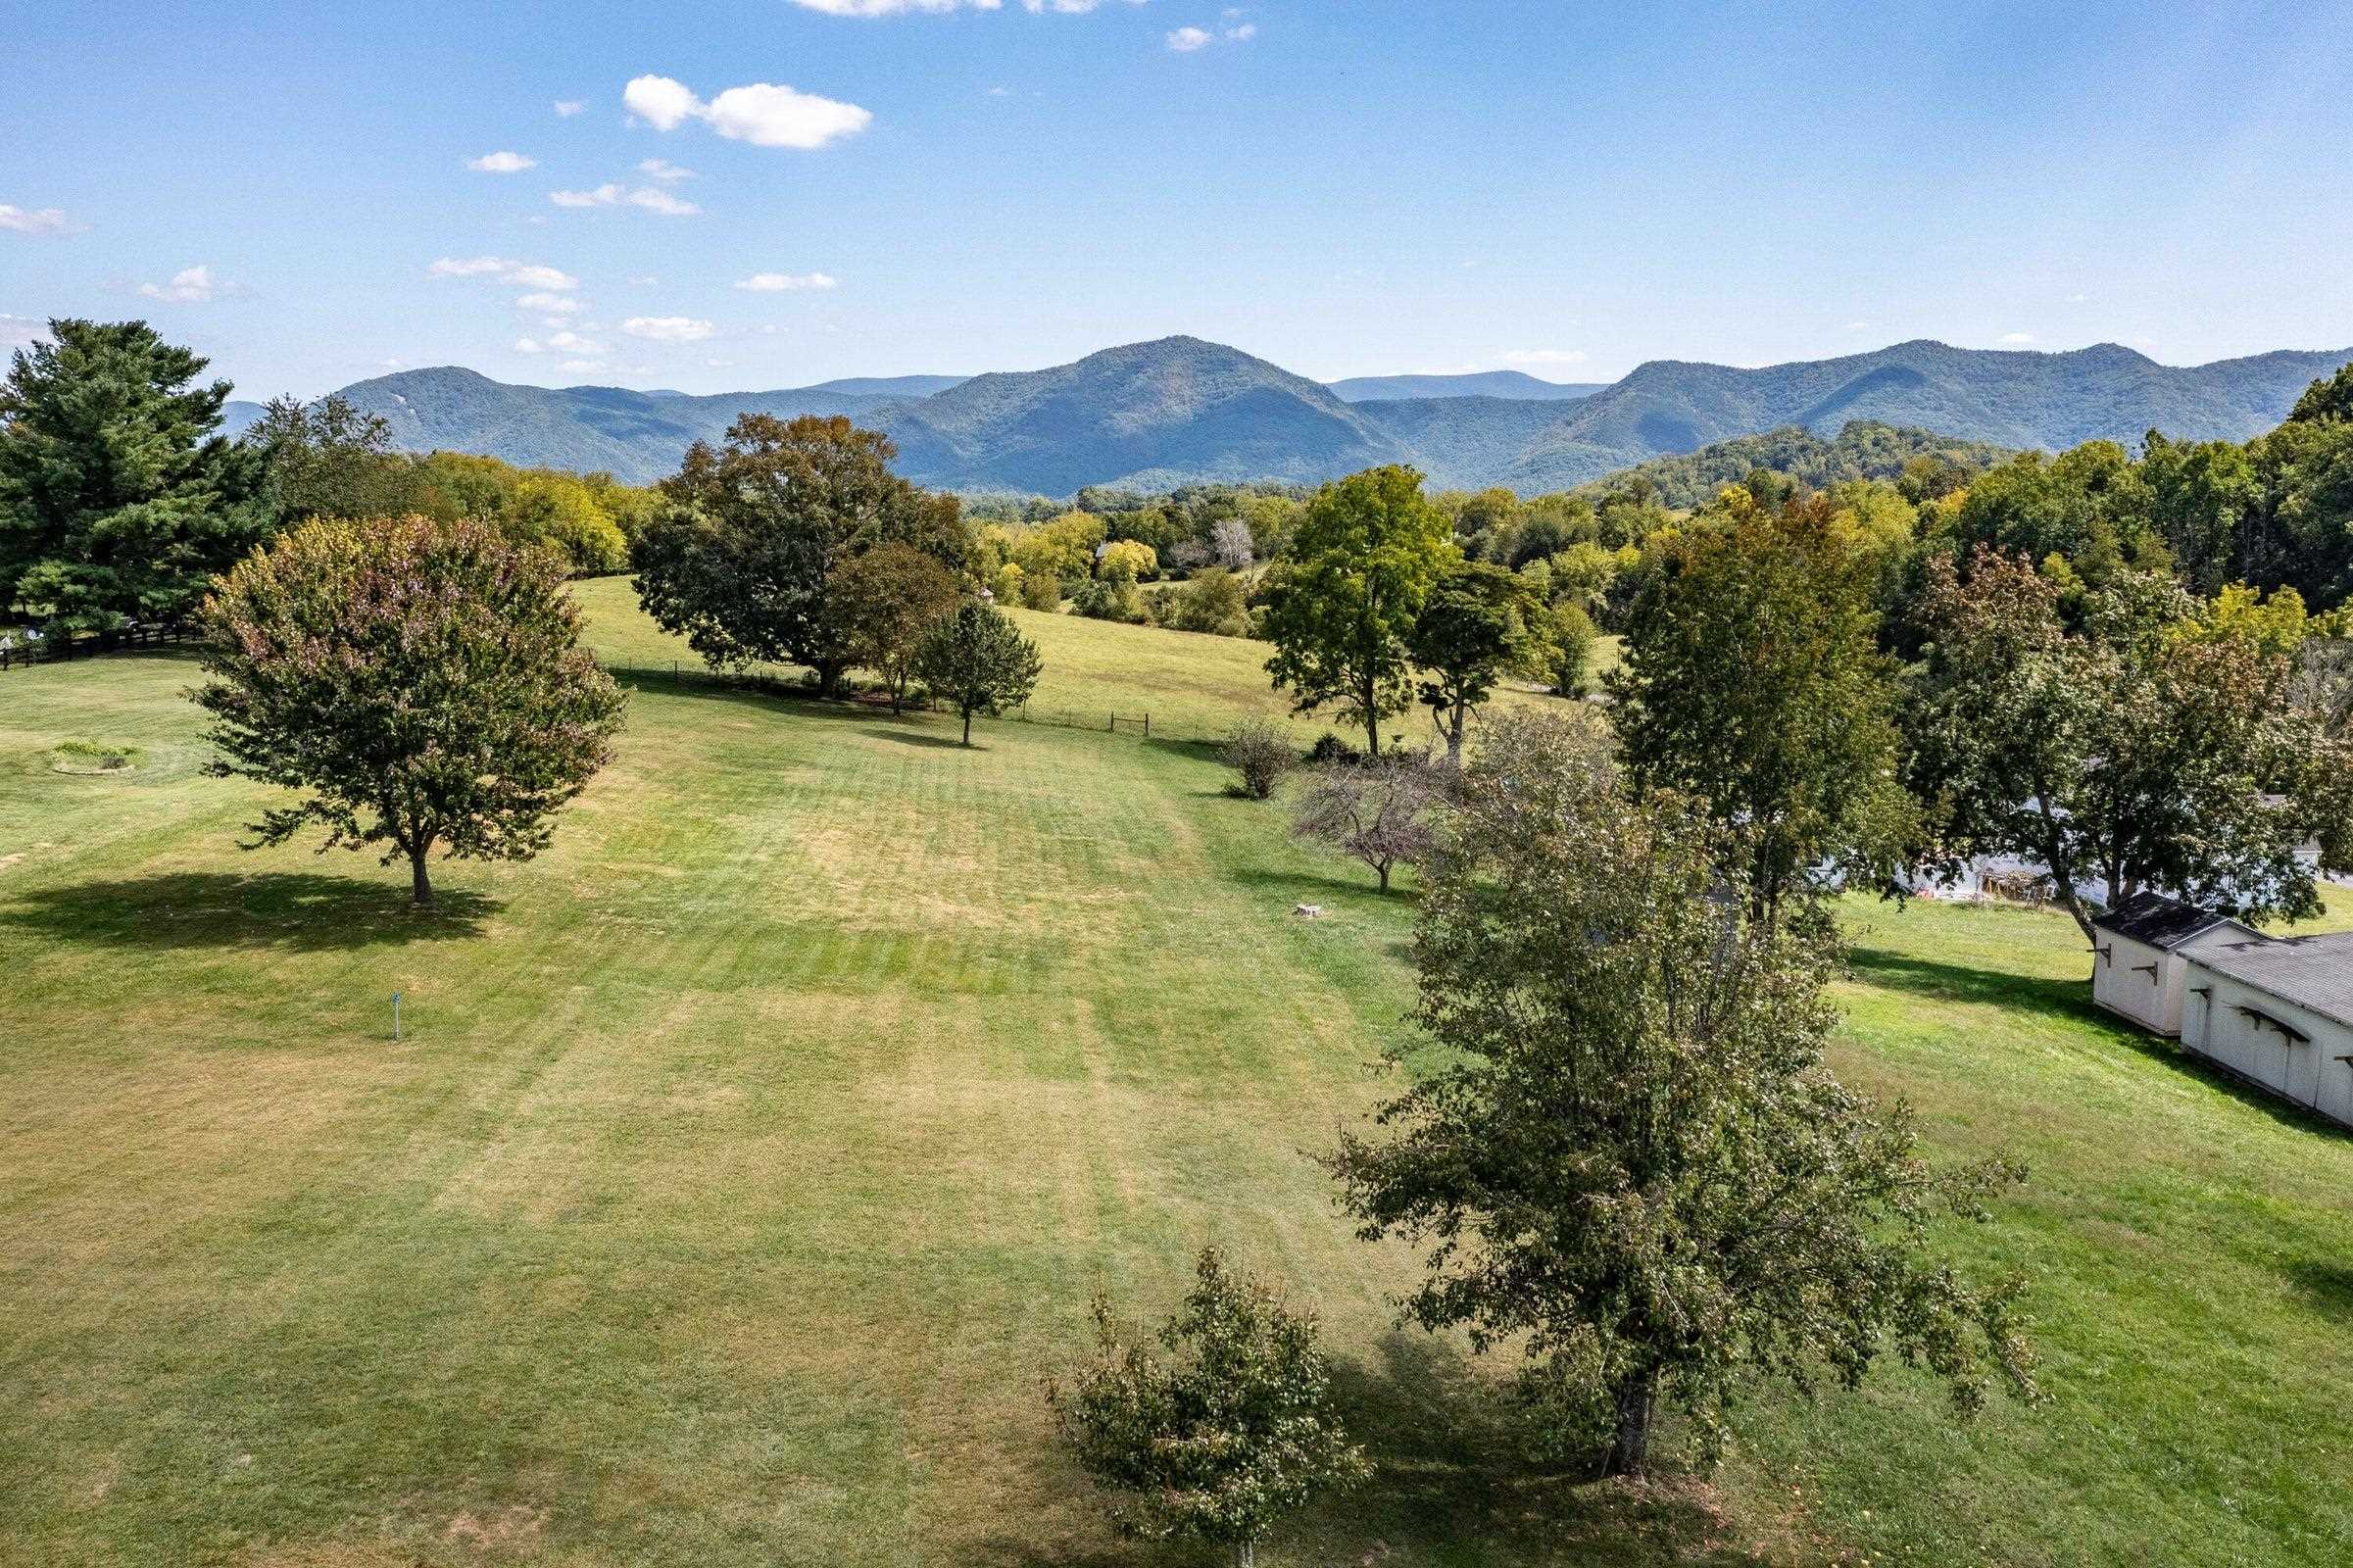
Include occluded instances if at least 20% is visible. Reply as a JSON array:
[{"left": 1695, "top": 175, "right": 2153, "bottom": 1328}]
[
  {"left": 2093, "top": 891, "right": 2237, "bottom": 951},
  {"left": 2195, "top": 933, "right": 2353, "bottom": 1030}
]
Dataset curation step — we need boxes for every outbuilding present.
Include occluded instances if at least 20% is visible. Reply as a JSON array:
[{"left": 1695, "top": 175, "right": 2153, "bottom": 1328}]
[
  {"left": 2180, "top": 933, "right": 2353, "bottom": 1131},
  {"left": 2089, "top": 892, "right": 2262, "bottom": 1037}
]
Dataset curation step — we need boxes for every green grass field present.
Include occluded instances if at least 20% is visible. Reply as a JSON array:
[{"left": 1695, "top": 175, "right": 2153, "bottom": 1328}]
[{"left": 3, "top": 584, "right": 2349, "bottom": 1567}]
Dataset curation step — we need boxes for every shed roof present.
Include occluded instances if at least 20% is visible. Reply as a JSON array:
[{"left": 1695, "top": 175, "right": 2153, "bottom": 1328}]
[
  {"left": 2193, "top": 933, "right": 2353, "bottom": 1031},
  {"left": 2093, "top": 891, "right": 2235, "bottom": 951}
]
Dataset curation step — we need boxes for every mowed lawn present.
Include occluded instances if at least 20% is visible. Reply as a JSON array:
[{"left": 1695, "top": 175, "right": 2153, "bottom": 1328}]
[{"left": 2, "top": 584, "right": 2350, "bottom": 1568}]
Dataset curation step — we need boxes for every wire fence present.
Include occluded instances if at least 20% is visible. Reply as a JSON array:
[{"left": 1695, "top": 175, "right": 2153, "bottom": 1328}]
[
  {"left": 594, "top": 658, "right": 1238, "bottom": 748},
  {"left": 0, "top": 620, "right": 197, "bottom": 672}
]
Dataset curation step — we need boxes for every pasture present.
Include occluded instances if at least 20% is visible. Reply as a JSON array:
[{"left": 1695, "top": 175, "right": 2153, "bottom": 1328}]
[{"left": 1, "top": 588, "right": 2348, "bottom": 1567}]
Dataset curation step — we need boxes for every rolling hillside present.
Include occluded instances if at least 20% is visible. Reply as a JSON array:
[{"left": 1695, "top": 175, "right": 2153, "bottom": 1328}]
[{"left": 266, "top": 336, "right": 2353, "bottom": 496}]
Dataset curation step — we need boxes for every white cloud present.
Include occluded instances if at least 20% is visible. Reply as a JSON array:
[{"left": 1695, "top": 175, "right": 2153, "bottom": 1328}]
[
  {"left": 622, "top": 75, "right": 703, "bottom": 130},
  {"left": 517, "top": 291, "right": 581, "bottom": 313},
  {"left": 548, "top": 329, "right": 603, "bottom": 353},
  {"left": 623, "top": 74, "right": 871, "bottom": 149},
  {"left": 637, "top": 158, "right": 697, "bottom": 182},
  {"left": 466, "top": 150, "right": 537, "bottom": 172},
  {"left": 515, "top": 336, "right": 544, "bottom": 354},
  {"left": 550, "top": 182, "right": 700, "bottom": 216},
  {"left": 138, "top": 264, "right": 217, "bottom": 303},
  {"left": 630, "top": 274, "right": 660, "bottom": 285},
  {"left": 560, "top": 359, "right": 606, "bottom": 371},
  {"left": 0, "top": 313, "right": 49, "bottom": 346},
  {"left": 629, "top": 186, "right": 700, "bottom": 216},
  {"left": 1227, "top": 22, "right": 1256, "bottom": 39},
  {"left": 429, "top": 256, "right": 579, "bottom": 291},
  {"left": 2066, "top": 291, "right": 2089, "bottom": 303},
  {"left": 736, "top": 270, "right": 838, "bottom": 291},
  {"left": 1502, "top": 348, "right": 1590, "bottom": 367},
  {"left": 707, "top": 84, "right": 872, "bottom": 148},
  {"left": 623, "top": 316, "right": 715, "bottom": 342},
  {"left": 1997, "top": 331, "right": 2036, "bottom": 345},
  {"left": 0, "top": 204, "right": 79, "bottom": 236},
  {"left": 554, "top": 99, "right": 586, "bottom": 117},
  {"left": 1167, "top": 25, "right": 1213, "bottom": 50}
]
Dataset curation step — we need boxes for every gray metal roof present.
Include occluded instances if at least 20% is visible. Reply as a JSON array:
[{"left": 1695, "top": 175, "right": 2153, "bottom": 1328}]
[
  {"left": 2192, "top": 933, "right": 2353, "bottom": 1030},
  {"left": 2093, "top": 891, "right": 2234, "bottom": 951}
]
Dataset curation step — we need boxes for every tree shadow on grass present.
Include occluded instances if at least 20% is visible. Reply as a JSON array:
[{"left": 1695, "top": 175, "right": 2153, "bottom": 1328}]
[
  {"left": 1312, "top": 1334, "right": 1776, "bottom": 1566},
  {"left": 2282, "top": 1258, "right": 2353, "bottom": 1325},
  {"left": 964, "top": 1334, "right": 1772, "bottom": 1568},
  {"left": 1847, "top": 946, "right": 2353, "bottom": 1140},
  {"left": 858, "top": 726, "right": 969, "bottom": 750},
  {"left": 1844, "top": 947, "right": 2101, "bottom": 1027},
  {"left": 1, "top": 871, "right": 498, "bottom": 953},
  {"left": 1228, "top": 865, "right": 1414, "bottom": 906}
]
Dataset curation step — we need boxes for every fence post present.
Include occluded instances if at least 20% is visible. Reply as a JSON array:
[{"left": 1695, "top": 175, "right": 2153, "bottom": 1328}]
[{"left": 1144, "top": 712, "right": 1151, "bottom": 739}]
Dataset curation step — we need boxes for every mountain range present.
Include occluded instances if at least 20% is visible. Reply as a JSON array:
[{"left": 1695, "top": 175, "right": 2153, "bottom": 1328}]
[{"left": 227, "top": 336, "right": 2353, "bottom": 497}]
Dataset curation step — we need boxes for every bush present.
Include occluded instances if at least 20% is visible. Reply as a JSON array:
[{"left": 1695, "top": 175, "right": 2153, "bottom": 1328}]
[
  {"left": 1168, "top": 565, "right": 1251, "bottom": 636},
  {"left": 1070, "top": 574, "right": 1146, "bottom": 623},
  {"left": 1307, "top": 731, "right": 1362, "bottom": 765},
  {"left": 1019, "top": 570, "right": 1063, "bottom": 611},
  {"left": 1223, "top": 718, "right": 1294, "bottom": 799}
]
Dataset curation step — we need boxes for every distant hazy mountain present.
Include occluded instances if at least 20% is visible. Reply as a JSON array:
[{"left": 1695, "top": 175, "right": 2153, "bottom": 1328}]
[
  {"left": 1326, "top": 369, "right": 1605, "bottom": 403},
  {"left": 221, "top": 400, "right": 268, "bottom": 439},
  {"left": 271, "top": 335, "right": 2353, "bottom": 495}
]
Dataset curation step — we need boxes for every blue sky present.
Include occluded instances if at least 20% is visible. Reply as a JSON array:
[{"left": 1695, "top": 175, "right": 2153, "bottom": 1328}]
[{"left": 5, "top": 0, "right": 2350, "bottom": 398}]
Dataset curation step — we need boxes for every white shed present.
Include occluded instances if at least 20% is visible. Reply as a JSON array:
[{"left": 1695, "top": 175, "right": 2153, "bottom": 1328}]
[
  {"left": 2180, "top": 933, "right": 2353, "bottom": 1132},
  {"left": 2089, "top": 893, "right": 2261, "bottom": 1037}
]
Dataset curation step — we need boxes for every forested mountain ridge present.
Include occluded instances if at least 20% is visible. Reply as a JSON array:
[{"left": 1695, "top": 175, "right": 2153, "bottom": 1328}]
[
  {"left": 280, "top": 336, "right": 2352, "bottom": 495},
  {"left": 1508, "top": 340, "right": 2351, "bottom": 490},
  {"left": 1572, "top": 421, "right": 2017, "bottom": 510}
]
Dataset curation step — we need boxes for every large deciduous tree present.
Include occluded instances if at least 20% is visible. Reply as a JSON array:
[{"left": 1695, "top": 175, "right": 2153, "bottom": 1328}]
[
  {"left": 835, "top": 540, "right": 960, "bottom": 713},
  {"left": 1262, "top": 466, "right": 1455, "bottom": 759},
  {"left": 1609, "top": 490, "right": 1914, "bottom": 922},
  {"left": 1902, "top": 548, "right": 2348, "bottom": 940},
  {"left": 196, "top": 515, "right": 625, "bottom": 906},
  {"left": 912, "top": 600, "right": 1044, "bottom": 746},
  {"left": 1324, "top": 713, "right": 2037, "bottom": 1479},
  {"left": 631, "top": 414, "right": 966, "bottom": 696},
  {"left": 0, "top": 318, "right": 270, "bottom": 633},
  {"left": 1407, "top": 559, "right": 1537, "bottom": 763},
  {"left": 1048, "top": 1247, "right": 1370, "bottom": 1568}
]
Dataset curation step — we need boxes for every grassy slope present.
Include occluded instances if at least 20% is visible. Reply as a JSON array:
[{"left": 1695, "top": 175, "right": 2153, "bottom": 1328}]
[{"left": 0, "top": 589, "right": 2347, "bottom": 1568}]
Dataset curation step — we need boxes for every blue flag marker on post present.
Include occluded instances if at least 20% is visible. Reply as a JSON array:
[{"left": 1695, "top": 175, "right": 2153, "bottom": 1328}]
[{"left": 393, "top": 991, "right": 402, "bottom": 1042}]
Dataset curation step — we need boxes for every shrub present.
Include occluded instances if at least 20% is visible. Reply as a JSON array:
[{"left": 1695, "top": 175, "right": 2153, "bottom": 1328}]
[
  {"left": 1306, "top": 731, "right": 1361, "bottom": 765},
  {"left": 1070, "top": 574, "right": 1147, "bottom": 623},
  {"left": 1168, "top": 565, "right": 1250, "bottom": 636},
  {"left": 1019, "top": 570, "right": 1063, "bottom": 611},
  {"left": 1223, "top": 719, "right": 1294, "bottom": 800},
  {"left": 1048, "top": 1247, "right": 1370, "bottom": 1568}
]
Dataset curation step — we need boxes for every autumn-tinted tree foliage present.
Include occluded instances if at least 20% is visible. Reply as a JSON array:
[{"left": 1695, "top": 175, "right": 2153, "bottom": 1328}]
[
  {"left": 1048, "top": 1247, "right": 1370, "bottom": 1568},
  {"left": 1902, "top": 548, "right": 2348, "bottom": 938},
  {"left": 834, "top": 541, "right": 960, "bottom": 713},
  {"left": 1611, "top": 490, "right": 1914, "bottom": 919},
  {"left": 1261, "top": 465, "right": 1456, "bottom": 758},
  {"left": 197, "top": 516, "right": 625, "bottom": 905},
  {"left": 912, "top": 601, "right": 1044, "bottom": 746},
  {"left": 0, "top": 318, "right": 270, "bottom": 633},
  {"left": 1325, "top": 714, "right": 2037, "bottom": 1479},
  {"left": 632, "top": 414, "right": 966, "bottom": 696}
]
